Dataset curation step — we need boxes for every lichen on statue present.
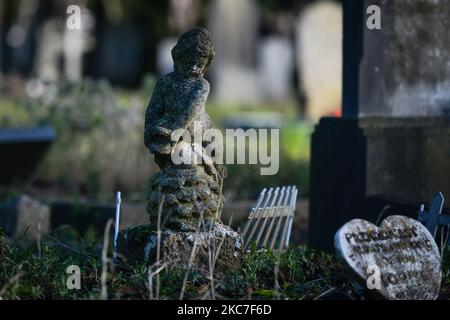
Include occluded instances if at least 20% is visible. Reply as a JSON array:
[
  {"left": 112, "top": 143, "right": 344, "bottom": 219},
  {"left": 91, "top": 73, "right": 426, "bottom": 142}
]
[
  {"left": 144, "top": 27, "right": 226, "bottom": 232},
  {"left": 118, "top": 28, "right": 242, "bottom": 271}
]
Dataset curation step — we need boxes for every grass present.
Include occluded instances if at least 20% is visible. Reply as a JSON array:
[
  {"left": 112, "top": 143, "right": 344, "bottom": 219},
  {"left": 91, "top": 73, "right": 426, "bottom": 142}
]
[
  {"left": 0, "top": 226, "right": 348, "bottom": 300},
  {"left": 2, "top": 227, "right": 449, "bottom": 300}
]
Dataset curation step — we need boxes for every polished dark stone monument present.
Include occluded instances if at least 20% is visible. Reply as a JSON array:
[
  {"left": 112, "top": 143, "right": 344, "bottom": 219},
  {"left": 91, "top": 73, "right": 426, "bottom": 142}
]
[
  {"left": 0, "top": 126, "right": 54, "bottom": 185},
  {"left": 309, "top": 0, "right": 450, "bottom": 252}
]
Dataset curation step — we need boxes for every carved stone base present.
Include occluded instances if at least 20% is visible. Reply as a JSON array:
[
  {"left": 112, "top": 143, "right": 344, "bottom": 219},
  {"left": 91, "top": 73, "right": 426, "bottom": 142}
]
[{"left": 117, "top": 222, "right": 243, "bottom": 274}]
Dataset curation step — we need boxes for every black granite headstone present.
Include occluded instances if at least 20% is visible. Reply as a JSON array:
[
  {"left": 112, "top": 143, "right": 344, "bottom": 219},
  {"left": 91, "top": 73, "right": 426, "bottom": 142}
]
[
  {"left": 0, "top": 126, "right": 54, "bottom": 185},
  {"left": 308, "top": 0, "right": 450, "bottom": 252}
]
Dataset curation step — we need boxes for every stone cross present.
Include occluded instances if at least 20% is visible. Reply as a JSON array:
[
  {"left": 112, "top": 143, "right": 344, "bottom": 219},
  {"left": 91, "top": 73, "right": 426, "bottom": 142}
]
[{"left": 418, "top": 192, "right": 449, "bottom": 247}]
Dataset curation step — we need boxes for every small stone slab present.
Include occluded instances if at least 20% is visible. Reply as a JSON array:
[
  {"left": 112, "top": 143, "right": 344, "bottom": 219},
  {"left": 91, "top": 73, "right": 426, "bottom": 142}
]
[
  {"left": 0, "top": 194, "right": 50, "bottom": 240},
  {"left": 335, "top": 215, "right": 442, "bottom": 300}
]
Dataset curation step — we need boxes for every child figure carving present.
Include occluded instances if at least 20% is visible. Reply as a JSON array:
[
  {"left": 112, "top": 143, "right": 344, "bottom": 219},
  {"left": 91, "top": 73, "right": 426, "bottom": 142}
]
[
  {"left": 118, "top": 28, "right": 242, "bottom": 272},
  {"left": 144, "top": 27, "right": 225, "bottom": 231}
]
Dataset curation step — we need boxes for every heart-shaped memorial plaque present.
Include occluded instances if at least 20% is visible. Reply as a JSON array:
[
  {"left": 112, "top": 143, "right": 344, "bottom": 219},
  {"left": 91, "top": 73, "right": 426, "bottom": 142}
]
[{"left": 335, "top": 215, "right": 442, "bottom": 300}]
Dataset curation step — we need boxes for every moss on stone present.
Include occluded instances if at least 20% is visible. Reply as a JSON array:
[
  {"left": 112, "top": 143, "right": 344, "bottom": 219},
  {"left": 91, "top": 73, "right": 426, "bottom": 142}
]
[{"left": 127, "top": 224, "right": 156, "bottom": 245}]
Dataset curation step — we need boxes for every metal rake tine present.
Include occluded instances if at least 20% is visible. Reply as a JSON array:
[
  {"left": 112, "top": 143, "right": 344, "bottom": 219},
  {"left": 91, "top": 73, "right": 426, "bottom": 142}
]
[
  {"left": 283, "top": 187, "right": 298, "bottom": 250},
  {"left": 270, "top": 186, "right": 292, "bottom": 250},
  {"left": 244, "top": 188, "right": 273, "bottom": 249},
  {"left": 241, "top": 188, "right": 267, "bottom": 240},
  {"left": 249, "top": 189, "right": 267, "bottom": 220},
  {"left": 262, "top": 187, "right": 286, "bottom": 248},
  {"left": 255, "top": 187, "right": 280, "bottom": 248},
  {"left": 245, "top": 188, "right": 274, "bottom": 250},
  {"left": 279, "top": 187, "right": 298, "bottom": 251},
  {"left": 278, "top": 189, "right": 293, "bottom": 252},
  {"left": 270, "top": 186, "right": 291, "bottom": 250}
]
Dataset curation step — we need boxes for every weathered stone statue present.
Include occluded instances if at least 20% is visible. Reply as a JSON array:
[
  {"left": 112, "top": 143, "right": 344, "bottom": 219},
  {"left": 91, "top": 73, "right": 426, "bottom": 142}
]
[
  {"left": 145, "top": 27, "right": 225, "bottom": 231},
  {"left": 118, "top": 28, "right": 242, "bottom": 273}
]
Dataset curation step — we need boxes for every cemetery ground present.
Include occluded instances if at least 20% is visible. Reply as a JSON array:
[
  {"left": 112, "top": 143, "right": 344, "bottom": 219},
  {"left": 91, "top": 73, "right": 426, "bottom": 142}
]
[
  {"left": 0, "top": 226, "right": 449, "bottom": 300},
  {"left": 1, "top": 79, "right": 449, "bottom": 300},
  {"left": 0, "top": 79, "right": 315, "bottom": 300},
  {"left": 0, "top": 78, "right": 311, "bottom": 200}
]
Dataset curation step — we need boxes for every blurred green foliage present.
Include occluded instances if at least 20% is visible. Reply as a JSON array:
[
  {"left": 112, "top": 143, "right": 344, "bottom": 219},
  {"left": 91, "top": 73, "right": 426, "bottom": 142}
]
[
  {"left": 0, "top": 79, "right": 158, "bottom": 200},
  {"left": 0, "top": 79, "right": 311, "bottom": 200},
  {"left": 208, "top": 101, "right": 312, "bottom": 198}
]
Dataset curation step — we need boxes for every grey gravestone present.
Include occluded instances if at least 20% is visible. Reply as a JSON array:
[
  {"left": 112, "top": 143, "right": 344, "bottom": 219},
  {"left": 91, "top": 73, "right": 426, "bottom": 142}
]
[
  {"left": 335, "top": 216, "right": 442, "bottom": 300},
  {"left": 257, "top": 36, "right": 294, "bottom": 102},
  {"left": 0, "top": 195, "right": 50, "bottom": 240},
  {"left": 295, "top": 1, "right": 342, "bottom": 120},
  {"left": 208, "top": 0, "right": 260, "bottom": 104}
]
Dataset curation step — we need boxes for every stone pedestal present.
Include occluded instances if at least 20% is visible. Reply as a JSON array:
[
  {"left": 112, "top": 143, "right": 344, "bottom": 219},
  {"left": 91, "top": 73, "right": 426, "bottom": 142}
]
[{"left": 117, "top": 221, "right": 243, "bottom": 274}]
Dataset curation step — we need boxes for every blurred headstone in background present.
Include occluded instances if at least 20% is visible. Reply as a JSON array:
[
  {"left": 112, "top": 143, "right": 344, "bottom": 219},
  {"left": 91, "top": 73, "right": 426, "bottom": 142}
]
[
  {"left": 7, "top": 0, "right": 39, "bottom": 76},
  {"left": 16, "top": 194, "right": 50, "bottom": 240},
  {"left": 208, "top": 0, "right": 260, "bottom": 104},
  {"left": 95, "top": 25, "right": 143, "bottom": 87},
  {"left": 168, "top": 0, "right": 200, "bottom": 33},
  {"left": 35, "top": 1, "right": 96, "bottom": 83},
  {"left": 0, "top": 194, "right": 50, "bottom": 240},
  {"left": 257, "top": 36, "right": 294, "bottom": 102},
  {"left": 0, "top": 126, "right": 54, "bottom": 184},
  {"left": 0, "top": 195, "right": 147, "bottom": 240},
  {"left": 0, "top": 0, "right": 3, "bottom": 76},
  {"left": 63, "top": 6, "right": 96, "bottom": 83},
  {"left": 157, "top": 0, "right": 202, "bottom": 77},
  {"left": 156, "top": 38, "right": 176, "bottom": 76},
  {"left": 35, "top": 19, "right": 63, "bottom": 82},
  {"left": 296, "top": 1, "right": 342, "bottom": 120}
]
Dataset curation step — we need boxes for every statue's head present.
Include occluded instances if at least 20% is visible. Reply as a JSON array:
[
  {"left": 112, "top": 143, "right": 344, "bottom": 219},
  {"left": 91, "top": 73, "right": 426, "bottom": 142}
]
[{"left": 172, "top": 27, "right": 215, "bottom": 78}]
